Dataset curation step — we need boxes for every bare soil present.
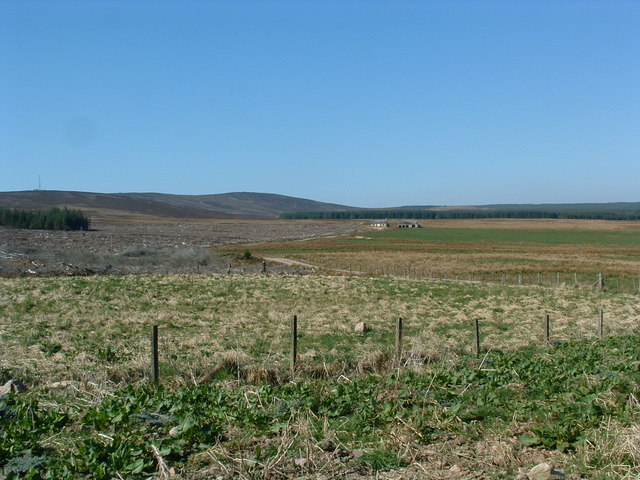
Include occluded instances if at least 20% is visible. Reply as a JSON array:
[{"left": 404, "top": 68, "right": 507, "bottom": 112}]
[{"left": 0, "top": 220, "right": 363, "bottom": 276}]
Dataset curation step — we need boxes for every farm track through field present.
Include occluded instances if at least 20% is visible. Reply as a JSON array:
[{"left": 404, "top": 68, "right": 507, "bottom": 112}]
[{"left": 263, "top": 256, "right": 364, "bottom": 274}]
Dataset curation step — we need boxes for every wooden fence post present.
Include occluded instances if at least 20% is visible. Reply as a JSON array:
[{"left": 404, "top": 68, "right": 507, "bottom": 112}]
[
  {"left": 151, "top": 325, "right": 159, "bottom": 384},
  {"left": 474, "top": 319, "right": 481, "bottom": 356},
  {"left": 599, "top": 310, "right": 604, "bottom": 339},
  {"left": 395, "top": 317, "right": 403, "bottom": 365},
  {"left": 544, "top": 314, "right": 550, "bottom": 345},
  {"left": 290, "top": 315, "right": 298, "bottom": 376}
]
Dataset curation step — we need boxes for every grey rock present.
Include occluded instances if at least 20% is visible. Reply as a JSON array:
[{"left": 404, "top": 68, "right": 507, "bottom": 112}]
[
  {"left": 352, "top": 449, "right": 365, "bottom": 459},
  {"left": 528, "top": 462, "right": 565, "bottom": 480},
  {"left": 354, "top": 322, "right": 369, "bottom": 333},
  {"left": 0, "top": 380, "right": 26, "bottom": 395}
]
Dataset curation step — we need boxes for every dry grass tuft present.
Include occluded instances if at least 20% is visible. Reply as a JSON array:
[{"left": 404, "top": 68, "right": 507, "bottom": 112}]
[{"left": 357, "top": 349, "right": 392, "bottom": 374}]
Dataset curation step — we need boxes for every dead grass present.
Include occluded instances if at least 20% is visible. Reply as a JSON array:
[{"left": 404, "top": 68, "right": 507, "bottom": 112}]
[{"left": 1, "top": 274, "right": 638, "bottom": 390}]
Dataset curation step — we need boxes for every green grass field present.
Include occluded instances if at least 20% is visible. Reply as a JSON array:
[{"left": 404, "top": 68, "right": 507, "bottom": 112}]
[{"left": 372, "top": 225, "right": 640, "bottom": 246}]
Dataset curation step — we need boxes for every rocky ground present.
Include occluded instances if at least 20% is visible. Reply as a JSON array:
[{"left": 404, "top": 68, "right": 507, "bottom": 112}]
[{"left": 0, "top": 221, "right": 362, "bottom": 276}]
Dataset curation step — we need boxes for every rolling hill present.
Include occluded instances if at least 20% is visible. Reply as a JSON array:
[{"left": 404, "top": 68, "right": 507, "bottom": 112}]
[
  {"left": 1, "top": 190, "right": 639, "bottom": 222},
  {"left": 0, "top": 190, "right": 359, "bottom": 221}
]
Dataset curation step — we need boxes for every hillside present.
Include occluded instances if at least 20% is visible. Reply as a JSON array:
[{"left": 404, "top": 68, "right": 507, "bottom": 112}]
[
  {"left": 0, "top": 190, "right": 357, "bottom": 221},
  {"left": 1, "top": 190, "right": 638, "bottom": 222}
]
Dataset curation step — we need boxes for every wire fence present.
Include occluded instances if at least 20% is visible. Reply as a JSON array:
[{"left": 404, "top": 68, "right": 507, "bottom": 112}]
[
  {"left": 1, "top": 303, "right": 638, "bottom": 388},
  {"left": 144, "top": 307, "right": 637, "bottom": 384},
  {"left": 1, "top": 267, "right": 639, "bottom": 387},
  {"left": 351, "top": 266, "right": 640, "bottom": 294}
]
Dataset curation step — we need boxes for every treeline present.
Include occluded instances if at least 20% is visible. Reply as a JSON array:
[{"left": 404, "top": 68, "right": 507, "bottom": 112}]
[
  {"left": 281, "top": 209, "right": 640, "bottom": 221},
  {"left": 0, "top": 207, "right": 91, "bottom": 230}
]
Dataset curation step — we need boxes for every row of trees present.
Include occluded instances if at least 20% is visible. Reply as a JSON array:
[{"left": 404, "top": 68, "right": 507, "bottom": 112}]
[
  {"left": 0, "top": 207, "right": 91, "bottom": 231},
  {"left": 281, "top": 209, "right": 640, "bottom": 221}
]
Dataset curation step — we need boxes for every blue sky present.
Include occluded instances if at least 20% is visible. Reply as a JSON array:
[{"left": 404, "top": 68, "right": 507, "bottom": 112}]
[{"left": 1, "top": 1, "right": 639, "bottom": 207}]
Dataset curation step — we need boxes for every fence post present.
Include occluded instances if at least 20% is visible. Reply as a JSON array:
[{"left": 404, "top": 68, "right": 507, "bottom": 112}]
[
  {"left": 599, "top": 310, "right": 604, "bottom": 339},
  {"left": 395, "top": 317, "right": 403, "bottom": 365},
  {"left": 544, "top": 314, "right": 550, "bottom": 345},
  {"left": 474, "top": 319, "right": 481, "bottom": 356},
  {"left": 151, "top": 325, "right": 159, "bottom": 384},
  {"left": 290, "top": 315, "right": 298, "bottom": 376}
]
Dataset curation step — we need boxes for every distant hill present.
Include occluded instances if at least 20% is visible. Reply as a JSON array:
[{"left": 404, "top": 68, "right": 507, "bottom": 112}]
[
  {"left": 0, "top": 190, "right": 358, "bottom": 221},
  {"left": 1, "top": 190, "right": 638, "bottom": 222}
]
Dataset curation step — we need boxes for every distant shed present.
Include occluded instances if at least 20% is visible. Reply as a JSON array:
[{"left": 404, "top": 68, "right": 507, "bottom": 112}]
[{"left": 398, "top": 220, "right": 422, "bottom": 228}]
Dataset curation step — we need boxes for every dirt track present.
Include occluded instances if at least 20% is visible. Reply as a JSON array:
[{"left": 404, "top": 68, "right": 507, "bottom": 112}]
[{"left": 0, "top": 221, "right": 363, "bottom": 276}]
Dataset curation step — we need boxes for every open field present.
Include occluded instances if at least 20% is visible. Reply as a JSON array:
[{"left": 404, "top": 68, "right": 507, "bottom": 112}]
[
  {"left": 220, "top": 219, "right": 640, "bottom": 290},
  {"left": 2, "top": 274, "right": 639, "bottom": 386},
  {"left": 1, "top": 273, "right": 640, "bottom": 478},
  {"left": 1, "top": 218, "right": 640, "bottom": 478}
]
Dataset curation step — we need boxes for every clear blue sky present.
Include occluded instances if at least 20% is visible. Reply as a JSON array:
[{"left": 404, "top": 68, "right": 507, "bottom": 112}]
[{"left": 2, "top": 1, "right": 639, "bottom": 207}]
